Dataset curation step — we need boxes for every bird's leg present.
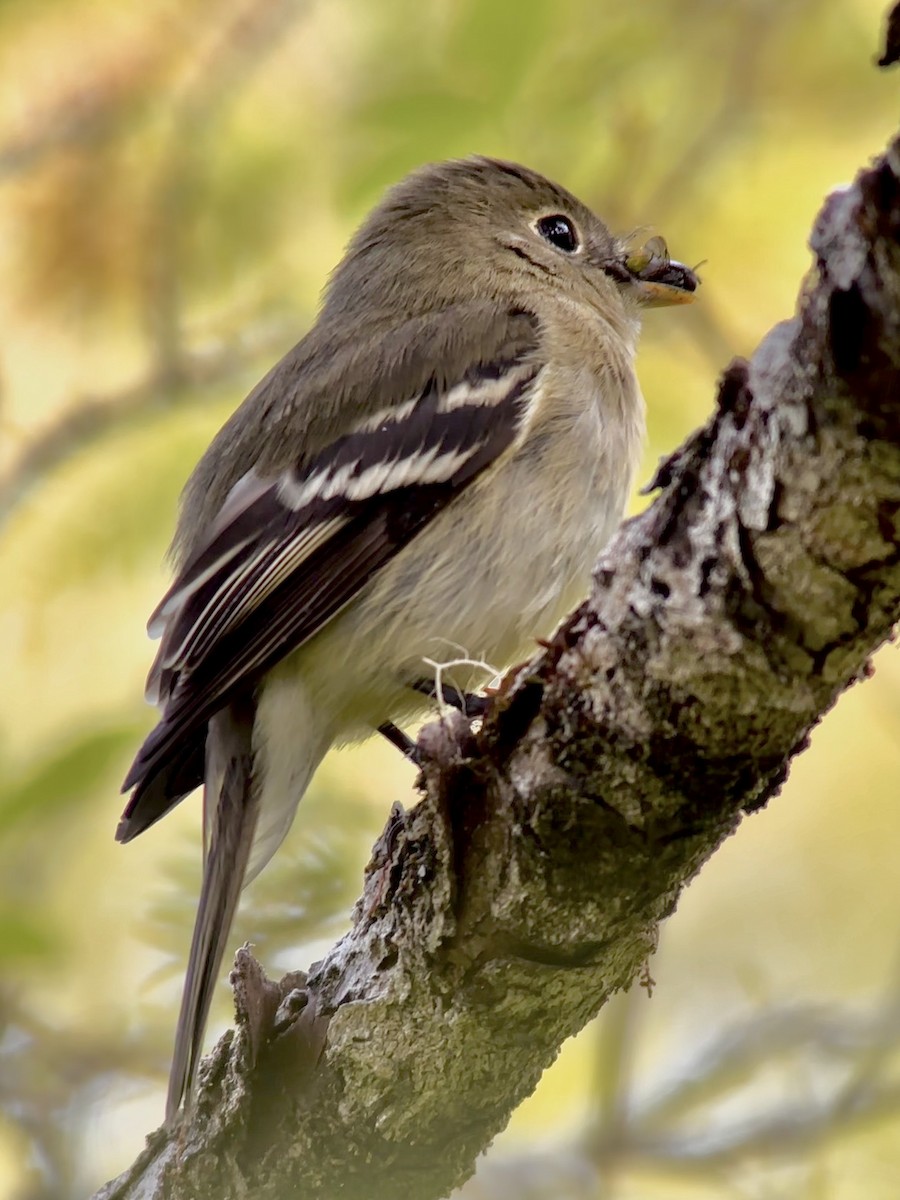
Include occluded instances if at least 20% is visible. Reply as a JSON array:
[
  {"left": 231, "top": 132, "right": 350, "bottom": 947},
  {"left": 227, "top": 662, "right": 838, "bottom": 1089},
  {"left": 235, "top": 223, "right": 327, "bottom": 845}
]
[
  {"left": 410, "top": 677, "right": 490, "bottom": 717},
  {"left": 379, "top": 671, "right": 499, "bottom": 762},
  {"left": 378, "top": 677, "right": 490, "bottom": 762},
  {"left": 378, "top": 721, "right": 420, "bottom": 763}
]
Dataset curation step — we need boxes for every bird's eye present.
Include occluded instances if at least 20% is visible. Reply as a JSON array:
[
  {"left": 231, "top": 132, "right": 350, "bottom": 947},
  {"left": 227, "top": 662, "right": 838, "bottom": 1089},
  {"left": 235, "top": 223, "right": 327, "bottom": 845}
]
[{"left": 535, "top": 214, "right": 579, "bottom": 253}]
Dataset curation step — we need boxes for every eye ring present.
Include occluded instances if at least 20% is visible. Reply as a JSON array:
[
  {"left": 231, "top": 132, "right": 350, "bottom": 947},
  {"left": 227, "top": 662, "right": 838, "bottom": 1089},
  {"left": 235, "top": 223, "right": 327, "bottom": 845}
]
[{"left": 535, "top": 213, "right": 580, "bottom": 254}]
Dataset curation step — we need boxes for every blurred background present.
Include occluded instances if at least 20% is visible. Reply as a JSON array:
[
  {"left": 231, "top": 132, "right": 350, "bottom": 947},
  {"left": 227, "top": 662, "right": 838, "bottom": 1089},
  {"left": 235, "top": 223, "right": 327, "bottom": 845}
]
[{"left": 0, "top": 0, "right": 898, "bottom": 1197}]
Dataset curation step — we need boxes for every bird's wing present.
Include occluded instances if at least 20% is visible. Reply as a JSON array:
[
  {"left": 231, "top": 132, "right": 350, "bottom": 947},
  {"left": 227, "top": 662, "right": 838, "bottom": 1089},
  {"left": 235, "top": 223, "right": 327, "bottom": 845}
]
[{"left": 118, "top": 305, "right": 541, "bottom": 841}]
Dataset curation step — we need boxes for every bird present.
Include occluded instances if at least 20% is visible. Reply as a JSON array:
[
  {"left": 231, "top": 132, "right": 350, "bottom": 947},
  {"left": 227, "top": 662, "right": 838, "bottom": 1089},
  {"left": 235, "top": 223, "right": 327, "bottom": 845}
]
[{"left": 117, "top": 155, "right": 698, "bottom": 1122}]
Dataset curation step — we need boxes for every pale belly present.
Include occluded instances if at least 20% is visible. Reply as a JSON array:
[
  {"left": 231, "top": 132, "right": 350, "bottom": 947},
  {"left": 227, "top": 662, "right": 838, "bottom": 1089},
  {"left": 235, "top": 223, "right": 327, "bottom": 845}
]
[
  {"left": 250, "top": 367, "right": 643, "bottom": 879},
  {"left": 281, "top": 404, "right": 634, "bottom": 736}
]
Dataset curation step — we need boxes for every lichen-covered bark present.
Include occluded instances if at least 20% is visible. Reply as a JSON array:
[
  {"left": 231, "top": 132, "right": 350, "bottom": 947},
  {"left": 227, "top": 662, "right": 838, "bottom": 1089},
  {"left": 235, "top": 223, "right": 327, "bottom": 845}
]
[{"left": 96, "top": 139, "right": 900, "bottom": 1200}]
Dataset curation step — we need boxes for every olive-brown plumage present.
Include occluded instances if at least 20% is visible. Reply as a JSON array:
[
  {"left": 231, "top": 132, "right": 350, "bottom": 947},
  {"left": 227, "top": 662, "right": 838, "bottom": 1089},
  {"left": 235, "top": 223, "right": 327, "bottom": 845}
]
[{"left": 119, "top": 155, "right": 698, "bottom": 1121}]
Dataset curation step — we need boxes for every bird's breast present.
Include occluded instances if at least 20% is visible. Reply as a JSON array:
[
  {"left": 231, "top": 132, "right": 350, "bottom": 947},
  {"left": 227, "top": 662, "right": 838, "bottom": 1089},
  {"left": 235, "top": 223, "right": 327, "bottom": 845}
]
[{"left": 326, "top": 360, "right": 644, "bottom": 704}]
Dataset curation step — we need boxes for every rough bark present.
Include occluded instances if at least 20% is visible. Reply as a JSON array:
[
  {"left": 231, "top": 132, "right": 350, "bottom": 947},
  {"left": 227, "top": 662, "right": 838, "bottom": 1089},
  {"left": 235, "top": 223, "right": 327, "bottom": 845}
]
[{"left": 96, "top": 133, "right": 900, "bottom": 1200}]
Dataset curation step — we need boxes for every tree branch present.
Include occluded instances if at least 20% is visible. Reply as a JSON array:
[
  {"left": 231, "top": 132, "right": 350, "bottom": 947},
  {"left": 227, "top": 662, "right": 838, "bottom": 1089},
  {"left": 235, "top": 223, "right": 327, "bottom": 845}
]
[{"left": 95, "top": 129, "right": 900, "bottom": 1200}]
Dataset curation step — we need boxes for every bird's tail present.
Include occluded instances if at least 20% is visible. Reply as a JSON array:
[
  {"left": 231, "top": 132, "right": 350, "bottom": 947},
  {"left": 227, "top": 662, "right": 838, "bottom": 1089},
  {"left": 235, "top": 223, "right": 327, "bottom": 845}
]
[{"left": 166, "top": 698, "right": 258, "bottom": 1124}]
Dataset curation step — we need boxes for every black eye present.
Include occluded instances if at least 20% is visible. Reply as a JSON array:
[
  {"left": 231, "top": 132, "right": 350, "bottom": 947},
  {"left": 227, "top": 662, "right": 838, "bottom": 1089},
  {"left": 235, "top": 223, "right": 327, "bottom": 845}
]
[{"left": 536, "top": 214, "right": 579, "bottom": 253}]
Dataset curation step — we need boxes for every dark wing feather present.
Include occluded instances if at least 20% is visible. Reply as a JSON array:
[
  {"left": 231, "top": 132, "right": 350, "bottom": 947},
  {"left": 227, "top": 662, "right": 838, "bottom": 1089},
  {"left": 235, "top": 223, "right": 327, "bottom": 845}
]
[{"left": 118, "top": 308, "right": 541, "bottom": 841}]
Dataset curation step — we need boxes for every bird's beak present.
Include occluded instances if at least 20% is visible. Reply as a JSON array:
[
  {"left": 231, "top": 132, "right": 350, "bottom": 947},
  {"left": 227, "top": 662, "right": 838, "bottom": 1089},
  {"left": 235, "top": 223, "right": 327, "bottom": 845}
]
[
  {"left": 616, "top": 234, "right": 700, "bottom": 308},
  {"left": 630, "top": 259, "right": 699, "bottom": 307}
]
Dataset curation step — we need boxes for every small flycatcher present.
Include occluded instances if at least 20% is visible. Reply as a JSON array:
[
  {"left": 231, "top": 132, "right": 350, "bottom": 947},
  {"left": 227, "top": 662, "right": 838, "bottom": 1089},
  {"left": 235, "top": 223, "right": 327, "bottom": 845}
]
[{"left": 118, "top": 156, "right": 698, "bottom": 1121}]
